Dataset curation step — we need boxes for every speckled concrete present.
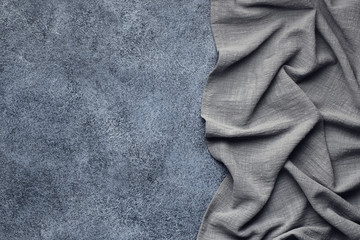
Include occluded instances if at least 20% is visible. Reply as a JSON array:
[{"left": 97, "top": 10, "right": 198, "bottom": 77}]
[{"left": 0, "top": 0, "right": 226, "bottom": 239}]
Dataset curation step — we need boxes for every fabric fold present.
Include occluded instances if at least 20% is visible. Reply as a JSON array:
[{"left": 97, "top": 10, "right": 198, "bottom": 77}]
[{"left": 198, "top": 0, "right": 360, "bottom": 239}]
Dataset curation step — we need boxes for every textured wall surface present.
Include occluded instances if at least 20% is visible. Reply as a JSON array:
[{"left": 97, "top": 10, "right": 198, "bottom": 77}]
[{"left": 0, "top": 0, "right": 226, "bottom": 239}]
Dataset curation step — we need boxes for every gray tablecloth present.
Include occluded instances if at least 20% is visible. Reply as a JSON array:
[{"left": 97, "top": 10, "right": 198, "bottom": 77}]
[{"left": 197, "top": 0, "right": 360, "bottom": 239}]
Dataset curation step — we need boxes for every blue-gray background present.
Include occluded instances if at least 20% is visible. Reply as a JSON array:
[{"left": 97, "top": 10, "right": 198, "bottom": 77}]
[{"left": 0, "top": 0, "right": 226, "bottom": 239}]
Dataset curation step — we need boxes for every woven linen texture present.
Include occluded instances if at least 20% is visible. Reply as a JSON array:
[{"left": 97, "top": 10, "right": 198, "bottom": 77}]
[{"left": 197, "top": 0, "right": 360, "bottom": 239}]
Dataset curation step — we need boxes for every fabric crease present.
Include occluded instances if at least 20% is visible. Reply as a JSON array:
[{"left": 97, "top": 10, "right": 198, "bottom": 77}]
[{"left": 198, "top": 0, "right": 360, "bottom": 239}]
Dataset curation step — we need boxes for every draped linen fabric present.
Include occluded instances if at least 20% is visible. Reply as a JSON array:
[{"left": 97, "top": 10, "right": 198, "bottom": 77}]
[{"left": 197, "top": 0, "right": 360, "bottom": 239}]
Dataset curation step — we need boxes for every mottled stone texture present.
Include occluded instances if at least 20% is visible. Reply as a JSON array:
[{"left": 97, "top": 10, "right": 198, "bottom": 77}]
[{"left": 0, "top": 0, "right": 225, "bottom": 239}]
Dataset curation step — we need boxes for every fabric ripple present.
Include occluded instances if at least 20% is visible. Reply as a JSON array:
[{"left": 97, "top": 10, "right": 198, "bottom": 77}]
[{"left": 197, "top": 0, "right": 360, "bottom": 239}]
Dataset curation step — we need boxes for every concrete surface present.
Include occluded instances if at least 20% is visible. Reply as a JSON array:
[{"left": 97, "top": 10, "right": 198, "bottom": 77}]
[{"left": 0, "top": 0, "right": 226, "bottom": 239}]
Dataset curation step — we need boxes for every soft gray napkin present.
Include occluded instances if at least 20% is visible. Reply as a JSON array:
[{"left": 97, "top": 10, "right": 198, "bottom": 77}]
[{"left": 197, "top": 0, "right": 360, "bottom": 239}]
